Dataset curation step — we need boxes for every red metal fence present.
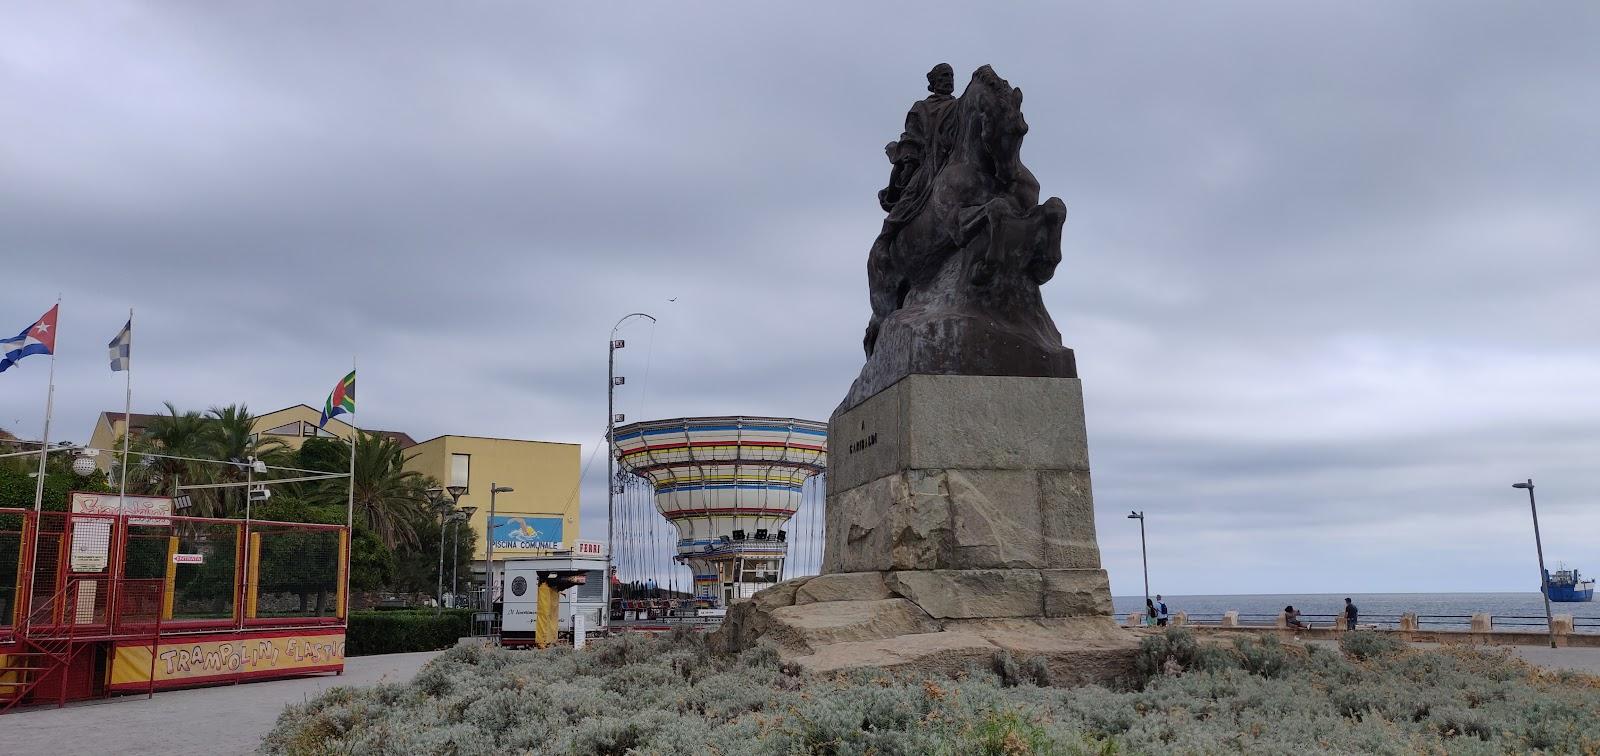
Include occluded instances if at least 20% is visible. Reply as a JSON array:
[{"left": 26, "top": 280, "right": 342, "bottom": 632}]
[{"left": 3, "top": 507, "right": 347, "bottom": 640}]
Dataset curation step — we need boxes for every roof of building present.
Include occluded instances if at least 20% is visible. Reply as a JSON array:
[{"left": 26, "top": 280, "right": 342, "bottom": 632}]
[
  {"left": 410, "top": 433, "right": 579, "bottom": 448},
  {"left": 97, "top": 409, "right": 415, "bottom": 448}
]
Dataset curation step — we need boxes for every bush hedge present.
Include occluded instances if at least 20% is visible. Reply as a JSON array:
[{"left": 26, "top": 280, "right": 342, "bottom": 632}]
[
  {"left": 346, "top": 609, "right": 473, "bottom": 657},
  {"left": 267, "top": 626, "right": 1600, "bottom": 754}
]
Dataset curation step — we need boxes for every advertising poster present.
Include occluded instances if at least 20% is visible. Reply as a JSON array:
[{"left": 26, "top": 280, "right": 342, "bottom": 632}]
[{"left": 489, "top": 515, "right": 564, "bottom": 551}]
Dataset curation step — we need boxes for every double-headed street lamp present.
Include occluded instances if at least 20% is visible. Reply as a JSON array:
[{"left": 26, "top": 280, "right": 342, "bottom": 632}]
[
  {"left": 1127, "top": 511, "right": 1148, "bottom": 608},
  {"left": 452, "top": 505, "right": 478, "bottom": 607},
  {"left": 484, "top": 484, "right": 514, "bottom": 611},
  {"left": 429, "top": 484, "right": 467, "bottom": 615},
  {"left": 1513, "top": 479, "right": 1558, "bottom": 649}
]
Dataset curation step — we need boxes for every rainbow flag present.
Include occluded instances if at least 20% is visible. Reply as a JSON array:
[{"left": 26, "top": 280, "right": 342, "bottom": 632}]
[{"left": 318, "top": 370, "right": 355, "bottom": 428}]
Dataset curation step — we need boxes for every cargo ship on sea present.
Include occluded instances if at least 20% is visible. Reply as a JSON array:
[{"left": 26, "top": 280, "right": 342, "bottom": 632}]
[{"left": 1544, "top": 567, "right": 1595, "bottom": 602}]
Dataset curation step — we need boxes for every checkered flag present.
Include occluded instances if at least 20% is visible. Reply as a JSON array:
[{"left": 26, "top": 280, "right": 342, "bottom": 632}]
[{"left": 108, "top": 318, "right": 131, "bottom": 372}]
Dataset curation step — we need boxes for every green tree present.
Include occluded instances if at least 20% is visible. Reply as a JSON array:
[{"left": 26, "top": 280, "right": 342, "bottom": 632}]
[
  {"left": 0, "top": 431, "right": 113, "bottom": 512},
  {"left": 125, "top": 402, "right": 209, "bottom": 499},
  {"left": 391, "top": 512, "right": 477, "bottom": 600},
  {"left": 199, "top": 404, "right": 289, "bottom": 517},
  {"left": 300, "top": 433, "right": 428, "bottom": 551}
]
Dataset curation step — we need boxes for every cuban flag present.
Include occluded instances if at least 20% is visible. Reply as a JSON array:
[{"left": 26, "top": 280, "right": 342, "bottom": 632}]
[{"left": 0, "top": 305, "right": 59, "bottom": 374}]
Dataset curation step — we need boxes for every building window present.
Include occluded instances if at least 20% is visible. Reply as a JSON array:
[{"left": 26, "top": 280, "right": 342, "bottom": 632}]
[{"left": 450, "top": 453, "right": 470, "bottom": 491}]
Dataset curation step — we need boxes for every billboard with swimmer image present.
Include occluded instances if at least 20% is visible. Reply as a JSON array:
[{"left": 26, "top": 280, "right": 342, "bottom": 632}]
[{"left": 489, "top": 514, "right": 565, "bottom": 552}]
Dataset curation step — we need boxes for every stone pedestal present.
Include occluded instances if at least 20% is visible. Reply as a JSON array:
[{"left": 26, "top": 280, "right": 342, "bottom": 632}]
[{"left": 715, "top": 375, "right": 1133, "bottom": 684}]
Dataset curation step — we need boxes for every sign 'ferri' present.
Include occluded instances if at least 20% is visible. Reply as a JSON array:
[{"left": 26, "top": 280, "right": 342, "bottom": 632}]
[{"left": 716, "top": 64, "right": 1136, "bottom": 681}]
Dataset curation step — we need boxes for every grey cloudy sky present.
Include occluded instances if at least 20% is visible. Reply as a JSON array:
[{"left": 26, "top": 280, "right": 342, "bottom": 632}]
[{"left": 4, "top": 3, "right": 1598, "bottom": 596}]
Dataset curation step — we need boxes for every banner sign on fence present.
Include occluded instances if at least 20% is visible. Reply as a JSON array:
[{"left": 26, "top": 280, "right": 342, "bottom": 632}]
[
  {"left": 172, "top": 553, "right": 205, "bottom": 565},
  {"left": 108, "top": 630, "right": 346, "bottom": 690},
  {"left": 71, "top": 491, "right": 173, "bottom": 525}
]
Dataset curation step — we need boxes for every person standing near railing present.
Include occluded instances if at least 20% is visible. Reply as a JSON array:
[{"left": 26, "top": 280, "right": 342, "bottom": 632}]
[{"left": 1344, "top": 597, "right": 1359, "bottom": 630}]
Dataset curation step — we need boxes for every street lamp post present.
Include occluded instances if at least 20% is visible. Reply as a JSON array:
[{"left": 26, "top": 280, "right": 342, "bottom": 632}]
[
  {"left": 452, "top": 505, "right": 477, "bottom": 608},
  {"left": 1513, "top": 479, "right": 1558, "bottom": 649},
  {"left": 485, "top": 484, "right": 514, "bottom": 611},
  {"left": 608, "top": 312, "right": 654, "bottom": 626},
  {"left": 431, "top": 485, "right": 467, "bottom": 616},
  {"left": 1127, "top": 511, "right": 1148, "bottom": 612}
]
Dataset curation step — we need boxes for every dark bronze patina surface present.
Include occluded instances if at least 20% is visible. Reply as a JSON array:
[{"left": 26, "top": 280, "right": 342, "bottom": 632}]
[{"left": 843, "top": 64, "right": 1074, "bottom": 413}]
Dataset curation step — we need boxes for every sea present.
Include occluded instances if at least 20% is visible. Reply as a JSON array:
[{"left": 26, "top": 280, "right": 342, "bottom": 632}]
[{"left": 1112, "top": 593, "right": 1600, "bottom": 633}]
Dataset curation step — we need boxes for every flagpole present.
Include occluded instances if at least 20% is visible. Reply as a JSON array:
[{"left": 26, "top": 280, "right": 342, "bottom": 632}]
[
  {"left": 117, "top": 308, "right": 133, "bottom": 516},
  {"left": 345, "top": 357, "right": 356, "bottom": 621},
  {"left": 31, "top": 303, "right": 60, "bottom": 515},
  {"left": 346, "top": 358, "right": 356, "bottom": 533},
  {"left": 24, "top": 299, "right": 59, "bottom": 631}
]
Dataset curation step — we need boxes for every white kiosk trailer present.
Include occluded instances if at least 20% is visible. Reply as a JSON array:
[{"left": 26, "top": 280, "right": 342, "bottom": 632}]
[{"left": 500, "top": 544, "right": 608, "bottom": 648}]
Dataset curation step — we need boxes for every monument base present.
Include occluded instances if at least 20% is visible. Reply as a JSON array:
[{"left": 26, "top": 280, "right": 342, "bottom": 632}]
[
  {"left": 716, "top": 571, "right": 1136, "bottom": 686},
  {"left": 712, "top": 374, "right": 1136, "bottom": 685}
]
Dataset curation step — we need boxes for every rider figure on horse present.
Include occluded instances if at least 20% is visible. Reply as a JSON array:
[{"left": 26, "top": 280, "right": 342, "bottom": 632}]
[{"left": 878, "top": 63, "right": 959, "bottom": 214}]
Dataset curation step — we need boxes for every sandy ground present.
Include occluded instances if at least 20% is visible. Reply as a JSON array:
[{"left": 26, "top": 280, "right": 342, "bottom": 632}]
[{"left": 0, "top": 650, "right": 441, "bottom": 756}]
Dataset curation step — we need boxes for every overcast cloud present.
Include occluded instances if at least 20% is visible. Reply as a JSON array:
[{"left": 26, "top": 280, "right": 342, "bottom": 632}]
[{"left": 4, "top": 3, "right": 1598, "bottom": 596}]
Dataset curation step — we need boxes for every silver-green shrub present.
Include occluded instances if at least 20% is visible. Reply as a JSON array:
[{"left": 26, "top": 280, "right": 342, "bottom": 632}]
[{"left": 262, "top": 629, "right": 1600, "bottom": 755}]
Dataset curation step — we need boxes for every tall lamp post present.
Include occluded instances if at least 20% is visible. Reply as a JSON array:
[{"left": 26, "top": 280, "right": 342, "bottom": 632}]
[
  {"left": 608, "top": 313, "right": 655, "bottom": 623},
  {"left": 431, "top": 484, "right": 467, "bottom": 616},
  {"left": 1513, "top": 479, "right": 1558, "bottom": 649},
  {"left": 484, "top": 484, "right": 514, "bottom": 611},
  {"left": 1127, "top": 511, "right": 1148, "bottom": 612},
  {"left": 452, "top": 505, "right": 477, "bottom": 608}
]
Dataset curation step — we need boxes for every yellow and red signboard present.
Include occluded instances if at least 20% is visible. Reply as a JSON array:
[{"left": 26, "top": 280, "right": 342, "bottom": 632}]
[{"left": 109, "top": 629, "right": 344, "bottom": 690}]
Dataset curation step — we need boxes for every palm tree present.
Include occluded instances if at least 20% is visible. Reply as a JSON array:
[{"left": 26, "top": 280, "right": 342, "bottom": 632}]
[
  {"left": 129, "top": 402, "right": 209, "bottom": 497},
  {"left": 201, "top": 404, "right": 289, "bottom": 516},
  {"left": 307, "top": 432, "right": 428, "bottom": 550}
]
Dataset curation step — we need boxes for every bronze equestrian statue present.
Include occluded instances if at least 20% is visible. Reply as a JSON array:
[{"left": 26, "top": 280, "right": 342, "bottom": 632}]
[{"left": 846, "top": 64, "right": 1074, "bottom": 411}]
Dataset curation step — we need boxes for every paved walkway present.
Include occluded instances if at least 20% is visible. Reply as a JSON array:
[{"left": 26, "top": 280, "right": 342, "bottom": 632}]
[{"left": 1, "top": 651, "right": 441, "bottom": 756}]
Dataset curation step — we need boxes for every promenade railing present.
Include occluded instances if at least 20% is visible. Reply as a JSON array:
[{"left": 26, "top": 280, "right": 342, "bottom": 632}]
[{"left": 1142, "top": 609, "right": 1600, "bottom": 633}]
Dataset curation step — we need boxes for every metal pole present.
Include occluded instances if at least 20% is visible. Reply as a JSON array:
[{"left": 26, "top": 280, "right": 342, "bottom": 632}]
[
  {"left": 345, "top": 360, "right": 356, "bottom": 622},
  {"left": 451, "top": 518, "right": 460, "bottom": 607},
  {"left": 436, "top": 509, "right": 446, "bottom": 616},
  {"left": 1521, "top": 479, "right": 1558, "bottom": 649},
  {"left": 1139, "top": 516, "right": 1149, "bottom": 606},
  {"left": 31, "top": 328, "right": 58, "bottom": 515},
  {"left": 116, "top": 308, "right": 133, "bottom": 513},
  {"left": 23, "top": 306, "right": 59, "bottom": 630},
  {"left": 606, "top": 312, "right": 654, "bottom": 630},
  {"left": 485, "top": 484, "right": 498, "bottom": 611},
  {"left": 242, "top": 458, "right": 253, "bottom": 631},
  {"left": 608, "top": 335, "right": 618, "bottom": 589}
]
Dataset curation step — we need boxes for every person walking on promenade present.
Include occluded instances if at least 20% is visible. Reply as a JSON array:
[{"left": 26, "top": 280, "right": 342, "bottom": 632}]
[
  {"left": 1156, "top": 595, "right": 1170, "bottom": 626},
  {"left": 1344, "top": 597, "right": 1359, "bottom": 630},
  {"left": 1145, "top": 598, "right": 1157, "bottom": 626}
]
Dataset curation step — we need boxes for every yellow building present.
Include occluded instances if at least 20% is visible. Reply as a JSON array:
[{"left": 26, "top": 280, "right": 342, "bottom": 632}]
[{"left": 403, "top": 435, "right": 582, "bottom": 563}]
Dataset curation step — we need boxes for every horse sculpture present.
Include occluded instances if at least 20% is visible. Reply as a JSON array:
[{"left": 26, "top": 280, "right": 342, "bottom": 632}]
[{"left": 845, "top": 65, "right": 1073, "bottom": 411}]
